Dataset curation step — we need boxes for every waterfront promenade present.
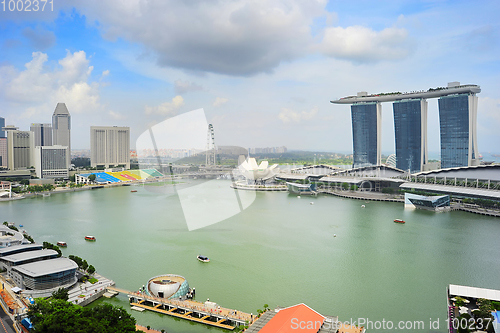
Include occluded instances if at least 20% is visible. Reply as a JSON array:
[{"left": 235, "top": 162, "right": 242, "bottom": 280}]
[
  {"left": 107, "top": 286, "right": 254, "bottom": 330},
  {"left": 318, "top": 188, "right": 404, "bottom": 203}
]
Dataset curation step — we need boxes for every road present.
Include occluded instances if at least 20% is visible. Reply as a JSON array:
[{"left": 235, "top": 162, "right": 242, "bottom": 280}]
[{"left": 0, "top": 305, "right": 16, "bottom": 333}]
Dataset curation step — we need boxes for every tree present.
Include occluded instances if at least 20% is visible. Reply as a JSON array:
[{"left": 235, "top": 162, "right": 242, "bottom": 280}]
[
  {"left": 87, "top": 265, "right": 96, "bottom": 275},
  {"left": 28, "top": 299, "right": 139, "bottom": 333},
  {"left": 88, "top": 174, "right": 96, "bottom": 183},
  {"left": 81, "top": 260, "right": 89, "bottom": 271},
  {"left": 52, "top": 288, "right": 69, "bottom": 301}
]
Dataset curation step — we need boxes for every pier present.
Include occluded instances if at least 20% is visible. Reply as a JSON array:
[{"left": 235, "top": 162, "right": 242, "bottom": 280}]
[{"left": 107, "top": 287, "right": 254, "bottom": 330}]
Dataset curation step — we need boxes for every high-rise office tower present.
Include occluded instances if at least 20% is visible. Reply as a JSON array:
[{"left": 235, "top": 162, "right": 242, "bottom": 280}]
[
  {"left": 393, "top": 99, "right": 428, "bottom": 173},
  {"left": 34, "top": 145, "right": 69, "bottom": 179},
  {"left": 0, "top": 117, "right": 5, "bottom": 138},
  {"left": 30, "top": 123, "right": 53, "bottom": 146},
  {"left": 351, "top": 102, "right": 382, "bottom": 168},
  {"left": 90, "top": 126, "right": 130, "bottom": 169},
  {"left": 0, "top": 138, "right": 6, "bottom": 168},
  {"left": 438, "top": 93, "right": 478, "bottom": 169},
  {"left": 7, "top": 130, "right": 34, "bottom": 170},
  {"left": 1, "top": 125, "right": 18, "bottom": 168},
  {"left": 52, "top": 103, "right": 71, "bottom": 164}
]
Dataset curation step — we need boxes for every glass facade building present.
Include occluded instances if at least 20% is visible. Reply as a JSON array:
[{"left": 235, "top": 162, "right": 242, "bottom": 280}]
[
  {"left": 393, "top": 99, "right": 427, "bottom": 173},
  {"left": 351, "top": 102, "right": 381, "bottom": 168},
  {"left": 439, "top": 94, "right": 478, "bottom": 169}
]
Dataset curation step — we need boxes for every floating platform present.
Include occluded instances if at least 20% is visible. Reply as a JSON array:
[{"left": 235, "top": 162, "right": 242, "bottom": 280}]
[
  {"left": 103, "top": 290, "right": 119, "bottom": 298},
  {"left": 131, "top": 306, "right": 146, "bottom": 312},
  {"left": 107, "top": 286, "right": 253, "bottom": 330}
]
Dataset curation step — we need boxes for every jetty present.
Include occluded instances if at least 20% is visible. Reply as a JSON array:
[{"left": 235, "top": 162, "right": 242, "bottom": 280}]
[{"left": 107, "top": 286, "right": 254, "bottom": 330}]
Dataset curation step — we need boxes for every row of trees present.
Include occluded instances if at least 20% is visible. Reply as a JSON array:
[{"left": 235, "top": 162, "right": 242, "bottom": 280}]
[
  {"left": 42, "top": 242, "right": 62, "bottom": 257},
  {"left": 68, "top": 255, "right": 95, "bottom": 275},
  {"left": 462, "top": 198, "right": 500, "bottom": 209},
  {"left": 28, "top": 298, "right": 142, "bottom": 333}
]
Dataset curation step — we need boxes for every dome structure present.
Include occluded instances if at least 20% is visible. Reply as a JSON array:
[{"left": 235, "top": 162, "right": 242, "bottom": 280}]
[
  {"left": 147, "top": 274, "right": 189, "bottom": 299},
  {"left": 239, "top": 157, "right": 279, "bottom": 181},
  {"left": 386, "top": 154, "right": 397, "bottom": 168}
]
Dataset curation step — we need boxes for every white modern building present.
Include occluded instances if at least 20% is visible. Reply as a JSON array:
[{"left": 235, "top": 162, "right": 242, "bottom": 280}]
[
  {"left": 52, "top": 103, "right": 71, "bottom": 165},
  {"left": 30, "top": 123, "right": 53, "bottom": 146},
  {"left": 0, "top": 137, "right": 7, "bottom": 168},
  {"left": 90, "top": 126, "right": 130, "bottom": 169},
  {"left": 7, "top": 130, "right": 34, "bottom": 170},
  {"left": 34, "top": 145, "right": 69, "bottom": 179}
]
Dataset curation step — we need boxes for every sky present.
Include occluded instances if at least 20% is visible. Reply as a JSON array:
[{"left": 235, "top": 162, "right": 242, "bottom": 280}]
[{"left": 0, "top": 0, "right": 499, "bottom": 155}]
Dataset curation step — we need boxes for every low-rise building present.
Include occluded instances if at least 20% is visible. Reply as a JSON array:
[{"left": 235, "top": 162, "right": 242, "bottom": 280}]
[{"left": 12, "top": 257, "right": 78, "bottom": 291}]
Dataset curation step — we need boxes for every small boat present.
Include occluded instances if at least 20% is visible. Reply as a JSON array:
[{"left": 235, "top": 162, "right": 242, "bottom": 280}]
[
  {"left": 310, "top": 202, "right": 314, "bottom": 205},
  {"left": 394, "top": 219, "right": 405, "bottom": 224},
  {"left": 19, "top": 225, "right": 23, "bottom": 227},
  {"left": 197, "top": 255, "right": 210, "bottom": 263},
  {"left": 131, "top": 190, "right": 137, "bottom": 193},
  {"left": 57, "top": 241, "right": 67, "bottom": 247},
  {"left": 361, "top": 205, "right": 365, "bottom": 208},
  {"left": 85, "top": 236, "right": 96, "bottom": 241}
]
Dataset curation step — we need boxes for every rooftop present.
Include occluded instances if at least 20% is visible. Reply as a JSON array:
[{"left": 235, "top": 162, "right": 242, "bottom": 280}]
[
  {"left": 1, "top": 249, "right": 58, "bottom": 263},
  {"left": 399, "top": 182, "right": 500, "bottom": 200},
  {"left": 0, "top": 244, "right": 42, "bottom": 256},
  {"left": 331, "top": 83, "right": 480, "bottom": 104},
  {"left": 449, "top": 284, "right": 500, "bottom": 302},
  {"left": 13, "top": 257, "right": 78, "bottom": 277},
  {"left": 258, "top": 304, "right": 325, "bottom": 333}
]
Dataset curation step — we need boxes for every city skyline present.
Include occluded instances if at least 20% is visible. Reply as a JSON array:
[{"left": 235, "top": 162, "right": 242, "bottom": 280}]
[{"left": 0, "top": 1, "right": 499, "bottom": 155}]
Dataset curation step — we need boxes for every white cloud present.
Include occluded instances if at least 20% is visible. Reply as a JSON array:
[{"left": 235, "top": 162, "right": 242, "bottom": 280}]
[
  {"left": 174, "top": 79, "right": 203, "bottom": 95},
  {"left": 109, "top": 110, "right": 126, "bottom": 120},
  {"left": 319, "top": 26, "right": 411, "bottom": 63},
  {"left": 75, "top": 0, "right": 327, "bottom": 76},
  {"left": 213, "top": 97, "right": 229, "bottom": 107},
  {"left": 0, "top": 50, "right": 107, "bottom": 115},
  {"left": 278, "top": 106, "right": 318, "bottom": 123},
  {"left": 145, "top": 95, "right": 184, "bottom": 115}
]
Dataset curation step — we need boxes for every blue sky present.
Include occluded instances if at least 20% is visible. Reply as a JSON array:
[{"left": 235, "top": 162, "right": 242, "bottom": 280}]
[{"left": 0, "top": 0, "right": 499, "bottom": 155}]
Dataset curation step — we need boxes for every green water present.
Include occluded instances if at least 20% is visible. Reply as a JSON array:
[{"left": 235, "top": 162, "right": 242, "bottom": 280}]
[{"left": 1, "top": 180, "right": 500, "bottom": 332}]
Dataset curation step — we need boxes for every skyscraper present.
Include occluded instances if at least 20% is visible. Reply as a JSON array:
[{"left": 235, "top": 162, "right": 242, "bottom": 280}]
[
  {"left": 0, "top": 118, "right": 6, "bottom": 168},
  {"left": 7, "top": 130, "right": 34, "bottom": 170},
  {"left": 52, "top": 103, "right": 71, "bottom": 164},
  {"left": 90, "top": 126, "right": 130, "bottom": 169},
  {"left": 393, "top": 99, "right": 428, "bottom": 173},
  {"left": 30, "top": 123, "right": 53, "bottom": 146},
  {"left": 351, "top": 102, "right": 381, "bottom": 168},
  {"left": 438, "top": 93, "right": 478, "bottom": 169},
  {"left": 34, "top": 145, "right": 69, "bottom": 179},
  {"left": 0, "top": 117, "right": 5, "bottom": 138},
  {"left": 331, "top": 82, "right": 480, "bottom": 172}
]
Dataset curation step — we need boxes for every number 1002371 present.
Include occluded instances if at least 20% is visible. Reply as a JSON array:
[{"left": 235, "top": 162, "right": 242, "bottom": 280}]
[{"left": 2, "top": 0, "right": 53, "bottom": 11}]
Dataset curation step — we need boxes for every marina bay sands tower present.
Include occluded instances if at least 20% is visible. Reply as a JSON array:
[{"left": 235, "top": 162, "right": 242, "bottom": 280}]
[{"left": 331, "top": 82, "right": 480, "bottom": 172}]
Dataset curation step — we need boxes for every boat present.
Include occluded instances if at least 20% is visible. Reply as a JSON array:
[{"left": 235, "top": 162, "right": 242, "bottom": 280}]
[
  {"left": 197, "top": 255, "right": 210, "bottom": 263},
  {"left": 131, "top": 190, "right": 137, "bottom": 193},
  {"left": 19, "top": 225, "right": 23, "bottom": 227},
  {"left": 361, "top": 205, "right": 365, "bottom": 208},
  {"left": 57, "top": 241, "right": 67, "bottom": 247},
  {"left": 85, "top": 236, "right": 96, "bottom": 241},
  {"left": 394, "top": 219, "right": 405, "bottom": 224}
]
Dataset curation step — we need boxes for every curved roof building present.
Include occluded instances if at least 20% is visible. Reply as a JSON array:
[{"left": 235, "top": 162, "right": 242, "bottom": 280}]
[
  {"left": 147, "top": 274, "right": 189, "bottom": 300},
  {"left": 0, "top": 225, "right": 25, "bottom": 248},
  {"left": 239, "top": 158, "right": 278, "bottom": 181}
]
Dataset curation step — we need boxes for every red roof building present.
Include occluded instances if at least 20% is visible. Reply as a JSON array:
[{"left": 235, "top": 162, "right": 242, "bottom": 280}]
[{"left": 259, "top": 303, "right": 325, "bottom": 333}]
